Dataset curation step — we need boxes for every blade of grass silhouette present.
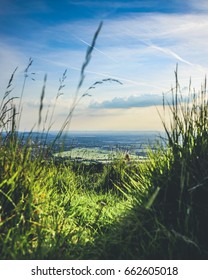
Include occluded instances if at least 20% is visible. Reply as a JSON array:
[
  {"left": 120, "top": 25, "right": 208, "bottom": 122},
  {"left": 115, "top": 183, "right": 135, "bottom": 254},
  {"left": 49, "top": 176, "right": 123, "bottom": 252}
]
[
  {"left": 56, "top": 21, "right": 103, "bottom": 141},
  {"left": 2, "top": 67, "right": 18, "bottom": 102},
  {"left": 0, "top": 67, "right": 19, "bottom": 132},
  {"left": 77, "top": 21, "right": 103, "bottom": 92},
  {"left": 47, "top": 69, "right": 67, "bottom": 132},
  {"left": 74, "top": 35, "right": 117, "bottom": 62},
  {"left": 38, "top": 74, "right": 47, "bottom": 127},
  {"left": 17, "top": 58, "right": 33, "bottom": 130}
]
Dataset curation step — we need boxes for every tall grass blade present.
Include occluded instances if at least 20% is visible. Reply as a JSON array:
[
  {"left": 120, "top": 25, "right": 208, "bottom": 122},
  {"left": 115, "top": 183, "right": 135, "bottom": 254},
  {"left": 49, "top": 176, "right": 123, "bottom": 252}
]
[{"left": 38, "top": 74, "right": 47, "bottom": 127}]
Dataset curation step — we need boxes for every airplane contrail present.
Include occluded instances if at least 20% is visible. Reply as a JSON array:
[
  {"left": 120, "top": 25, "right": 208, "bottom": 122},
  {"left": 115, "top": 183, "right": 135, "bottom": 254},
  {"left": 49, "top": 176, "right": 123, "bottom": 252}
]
[
  {"left": 149, "top": 44, "right": 194, "bottom": 66},
  {"left": 74, "top": 35, "right": 118, "bottom": 62},
  {"left": 122, "top": 26, "right": 208, "bottom": 73},
  {"left": 68, "top": 65, "right": 167, "bottom": 91},
  {"left": 148, "top": 43, "right": 208, "bottom": 74}
]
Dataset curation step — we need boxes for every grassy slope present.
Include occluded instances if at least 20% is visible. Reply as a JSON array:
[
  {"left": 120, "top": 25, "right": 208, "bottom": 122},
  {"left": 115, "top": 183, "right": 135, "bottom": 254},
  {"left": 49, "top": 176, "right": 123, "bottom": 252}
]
[
  {"left": 1, "top": 127, "right": 208, "bottom": 259},
  {"left": 1, "top": 71, "right": 208, "bottom": 259},
  {"left": 0, "top": 140, "right": 142, "bottom": 259}
]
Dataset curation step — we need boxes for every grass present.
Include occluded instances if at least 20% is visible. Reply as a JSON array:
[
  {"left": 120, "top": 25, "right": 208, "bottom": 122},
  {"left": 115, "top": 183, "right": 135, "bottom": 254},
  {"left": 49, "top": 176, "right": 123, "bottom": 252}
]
[{"left": 1, "top": 24, "right": 208, "bottom": 259}]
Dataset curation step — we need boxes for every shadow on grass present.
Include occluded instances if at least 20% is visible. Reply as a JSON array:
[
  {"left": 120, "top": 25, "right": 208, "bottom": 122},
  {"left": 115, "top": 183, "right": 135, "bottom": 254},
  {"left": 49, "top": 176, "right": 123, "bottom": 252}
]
[{"left": 43, "top": 203, "right": 205, "bottom": 260}]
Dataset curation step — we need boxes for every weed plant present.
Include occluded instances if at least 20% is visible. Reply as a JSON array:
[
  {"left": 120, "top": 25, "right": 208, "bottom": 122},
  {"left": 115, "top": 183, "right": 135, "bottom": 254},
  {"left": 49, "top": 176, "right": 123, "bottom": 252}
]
[{"left": 130, "top": 69, "right": 208, "bottom": 259}]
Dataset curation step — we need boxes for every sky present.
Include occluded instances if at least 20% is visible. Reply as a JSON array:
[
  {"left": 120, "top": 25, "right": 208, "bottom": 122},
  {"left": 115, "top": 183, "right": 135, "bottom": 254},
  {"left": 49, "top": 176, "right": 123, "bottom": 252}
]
[{"left": 1, "top": 0, "right": 208, "bottom": 131}]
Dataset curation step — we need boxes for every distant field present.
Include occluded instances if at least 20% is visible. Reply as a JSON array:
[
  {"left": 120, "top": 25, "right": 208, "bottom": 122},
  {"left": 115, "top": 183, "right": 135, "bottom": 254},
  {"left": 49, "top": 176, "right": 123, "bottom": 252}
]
[{"left": 54, "top": 147, "right": 141, "bottom": 163}]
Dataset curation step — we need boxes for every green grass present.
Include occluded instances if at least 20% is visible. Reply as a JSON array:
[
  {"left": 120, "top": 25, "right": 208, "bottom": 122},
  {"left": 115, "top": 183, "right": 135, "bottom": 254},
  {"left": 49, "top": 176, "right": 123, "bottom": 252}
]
[{"left": 1, "top": 25, "right": 208, "bottom": 259}]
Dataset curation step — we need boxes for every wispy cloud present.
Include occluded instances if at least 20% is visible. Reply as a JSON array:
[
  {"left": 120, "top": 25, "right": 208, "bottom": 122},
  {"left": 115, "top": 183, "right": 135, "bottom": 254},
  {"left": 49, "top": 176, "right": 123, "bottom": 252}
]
[
  {"left": 68, "top": 0, "right": 156, "bottom": 9},
  {"left": 90, "top": 94, "right": 165, "bottom": 109},
  {"left": 0, "top": 42, "right": 28, "bottom": 88},
  {"left": 187, "top": 0, "right": 208, "bottom": 12}
]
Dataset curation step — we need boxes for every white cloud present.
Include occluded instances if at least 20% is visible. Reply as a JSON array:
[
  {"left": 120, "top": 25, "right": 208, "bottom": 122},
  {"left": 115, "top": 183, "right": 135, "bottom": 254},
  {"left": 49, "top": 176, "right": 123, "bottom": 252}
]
[{"left": 90, "top": 94, "right": 166, "bottom": 109}]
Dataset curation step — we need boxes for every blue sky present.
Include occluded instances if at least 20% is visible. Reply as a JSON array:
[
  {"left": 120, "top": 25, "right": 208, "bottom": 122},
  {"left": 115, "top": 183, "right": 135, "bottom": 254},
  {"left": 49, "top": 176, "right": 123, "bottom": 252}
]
[{"left": 1, "top": 0, "right": 208, "bottom": 131}]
